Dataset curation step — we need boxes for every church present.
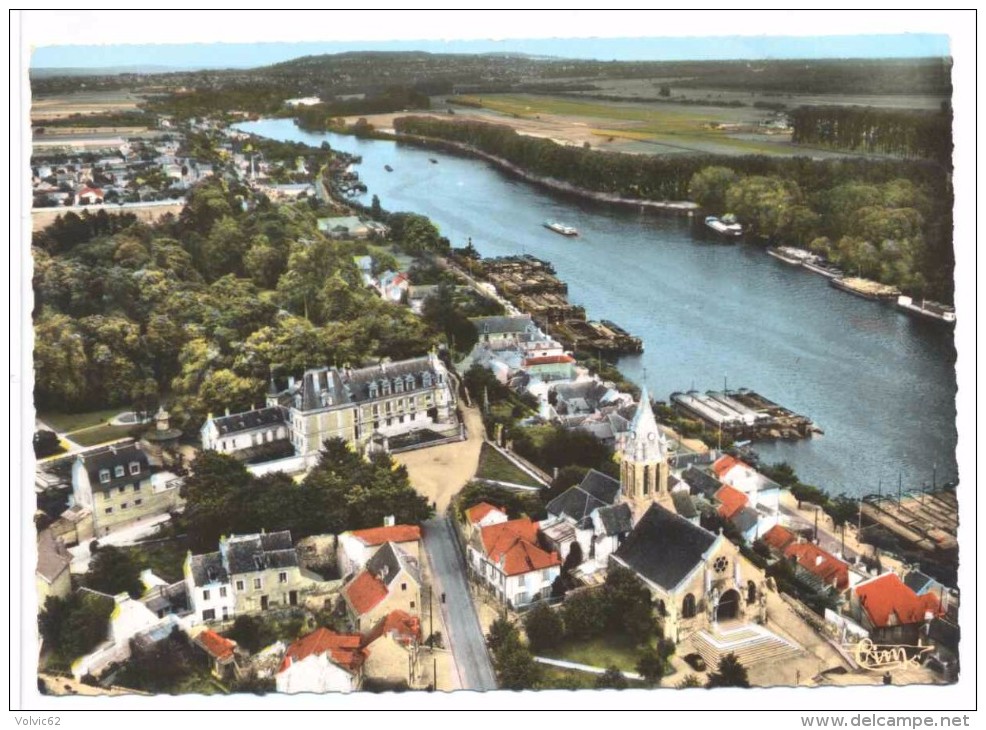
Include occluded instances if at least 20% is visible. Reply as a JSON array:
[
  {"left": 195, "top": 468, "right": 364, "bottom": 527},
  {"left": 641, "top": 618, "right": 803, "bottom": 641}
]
[{"left": 608, "top": 387, "right": 767, "bottom": 645}]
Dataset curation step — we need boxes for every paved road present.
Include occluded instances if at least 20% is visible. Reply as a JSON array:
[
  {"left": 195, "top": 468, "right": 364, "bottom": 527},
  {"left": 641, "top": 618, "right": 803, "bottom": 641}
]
[
  {"left": 779, "top": 504, "right": 860, "bottom": 562},
  {"left": 421, "top": 515, "right": 498, "bottom": 691}
]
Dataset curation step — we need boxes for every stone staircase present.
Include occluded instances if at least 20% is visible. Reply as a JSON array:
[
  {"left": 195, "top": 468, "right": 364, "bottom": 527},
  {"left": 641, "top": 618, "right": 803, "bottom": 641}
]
[{"left": 691, "top": 622, "right": 803, "bottom": 671}]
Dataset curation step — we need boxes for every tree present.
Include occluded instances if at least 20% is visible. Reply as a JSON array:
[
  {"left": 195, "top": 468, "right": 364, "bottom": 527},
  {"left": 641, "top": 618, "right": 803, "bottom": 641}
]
[
  {"left": 562, "top": 541, "right": 584, "bottom": 575},
  {"left": 603, "top": 564, "right": 654, "bottom": 638},
  {"left": 370, "top": 194, "right": 382, "bottom": 219},
  {"left": 33, "top": 430, "right": 62, "bottom": 458},
  {"left": 636, "top": 646, "right": 666, "bottom": 686},
  {"left": 677, "top": 674, "right": 702, "bottom": 689},
  {"left": 689, "top": 166, "right": 738, "bottom": 212},
  {"left": 494, "top": 640, "right": 542, "bottom": 690},
  {"left": 38, "top": 592, "right": 114, "bottom": 665},
  {"left": 523, "top": 602, "right": 564, "bottom": 653},
  {"left": 561, "top": 589, "right": 607, "bottom": 639},
  {"left": 86, "top": 545, "right": 144, "bottom": 598},
  {"left": 594, "top": 665, "right": 629, "bottom": 690},
  {"left": 486, "top": 615, "right": 518, "bottom": 653},
  {"left": 706, "top": 652, "right": 750, "bottom": 688}
]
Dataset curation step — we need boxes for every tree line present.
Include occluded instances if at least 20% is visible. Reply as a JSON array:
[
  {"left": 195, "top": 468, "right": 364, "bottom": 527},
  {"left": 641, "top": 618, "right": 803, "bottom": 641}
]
[{"left": 790, "top": 105, "right": 952, "bottom": 164}]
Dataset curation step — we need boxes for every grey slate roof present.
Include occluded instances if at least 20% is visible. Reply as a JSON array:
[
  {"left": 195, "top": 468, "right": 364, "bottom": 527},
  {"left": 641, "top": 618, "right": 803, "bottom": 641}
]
[
  {"left": 595, "top": 503, "right": 634, "bottom": 536},
  {"left": 365, "top": 542, "right": 421, "bottom": 588},
  {"left": 298, "top": 357, "right": 442, "bottom": 411},
  {"left": 189, "top": 552, "right": 228, "bottom": 587},
  {"left": 224, "top": 531, "right": 298, "bottom": 575},
  {"left": 682, "top": 465, "right": 723, "bottom": 500},
  {"left": 212, "top": 406, "right": 287, "bottom": 436},
  {"left": 78, "top": 441, "right": 150, "bottom": 493},
  {"left": 732, "top": 506, "right": 760, "bottom": 536},
  {"left": 36, "top": 529, "right": 71, "bottom": 583},
  {"left": 671, "top": 490, "right": 699, "bottom": 520},
  {"left": 546, "top": 469, "right": 621, "bottom": 526},
  {"left": 614, "top": 503, "right": 718, "bottom": 592}
]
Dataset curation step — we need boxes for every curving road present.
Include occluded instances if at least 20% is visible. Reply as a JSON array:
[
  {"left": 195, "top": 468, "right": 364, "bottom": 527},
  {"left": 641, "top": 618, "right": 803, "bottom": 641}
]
[{"left": 422, "top": 515, "right": 498, "bottom": 691}]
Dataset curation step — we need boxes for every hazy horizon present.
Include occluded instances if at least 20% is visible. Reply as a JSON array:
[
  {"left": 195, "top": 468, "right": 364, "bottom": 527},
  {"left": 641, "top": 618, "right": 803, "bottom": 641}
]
[{"left": 30, "top": 34, "right": 950, "bottom": 72}]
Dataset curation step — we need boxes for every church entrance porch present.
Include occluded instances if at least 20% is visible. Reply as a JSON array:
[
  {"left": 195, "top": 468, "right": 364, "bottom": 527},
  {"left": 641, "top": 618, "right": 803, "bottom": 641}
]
[{"left": 716, "top": 589, "right": 741, "bottom": 622}]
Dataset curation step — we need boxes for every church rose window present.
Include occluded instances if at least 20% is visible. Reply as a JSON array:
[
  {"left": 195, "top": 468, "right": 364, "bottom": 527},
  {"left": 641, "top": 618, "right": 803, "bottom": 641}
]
[{"left": 713, "top": 556, "right": 729, "bottom": 574}]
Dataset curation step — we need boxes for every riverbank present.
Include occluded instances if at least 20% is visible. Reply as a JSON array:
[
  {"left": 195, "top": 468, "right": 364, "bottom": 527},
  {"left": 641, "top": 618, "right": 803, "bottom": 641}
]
[{"left": 380, "top": 130, "right": 701, "bottom": 215}]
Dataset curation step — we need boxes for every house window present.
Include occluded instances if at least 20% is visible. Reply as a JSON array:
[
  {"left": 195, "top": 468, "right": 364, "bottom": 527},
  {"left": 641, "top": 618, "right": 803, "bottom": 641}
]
[
  {"left": 121, "top": 502, "right": 128, "bottom": 509},
  {"left": 118, "top": 486, "right": 126, "bottom": 494},
  {"left": 220, "top": 586, "right": 227, "bottom": 598},
  {"left": 682, "top": 593, "right": 697, "bottom": 619},
  {"left": 134, "top": 499, "right": 142, "bottom": 506},
  {"left": 235, "top": 581, "right": 245, "bottom": 591},
  {"left": 129, "top": 462, "right": 140, "bottom": 475},
  {"left": 203, "top": 590, "right": 211, "bottom": 601},
  {"left": 253, "top": 578, "right": 262, "bottom": 590},
  {"left": 99, "top": 470, "right": 111, "bottom": 483},
  {"left": 105, "top": 507, "right": 113, "bottom": 514},
  {"left": 279, "top": 572, "right": 287, "bottom": 584},
  {"left": 114, "top": 466, "right": 125, "bottom": 478},
  {"left": 202, "top": 609, "right": 216, "bottom": 621},
  {"left": 133, "top": 483, "right": 141, "bottom": 492},
  {"left": 410, "top": 601, "right": 415, "bottom": 609},
  {"left": 401, "top": 582, "right": 407, "bottom": 592}
]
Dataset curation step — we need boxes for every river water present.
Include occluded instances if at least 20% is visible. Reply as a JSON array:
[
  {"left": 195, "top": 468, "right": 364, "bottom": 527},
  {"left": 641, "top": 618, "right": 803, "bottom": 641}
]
[{"left": 234, "top": 119, "right": 958, "bottom": 497}]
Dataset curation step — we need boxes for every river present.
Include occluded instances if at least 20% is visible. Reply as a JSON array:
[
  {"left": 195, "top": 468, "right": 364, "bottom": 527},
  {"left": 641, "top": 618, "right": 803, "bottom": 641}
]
[{"left": 234, "top": 119, "right": 958, "bottom": 498}]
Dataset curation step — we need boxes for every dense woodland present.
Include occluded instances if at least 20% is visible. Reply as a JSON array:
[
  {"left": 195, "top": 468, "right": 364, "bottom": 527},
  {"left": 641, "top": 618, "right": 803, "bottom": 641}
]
[
  {"left": 790, "top": 105, "right": 952, "bottom": 163},
  {"left": 32, "top": 175, "right": 449, "bottom": 425},
  {"left": 395, "top": 116, "right": 953, "bottom": 300}
]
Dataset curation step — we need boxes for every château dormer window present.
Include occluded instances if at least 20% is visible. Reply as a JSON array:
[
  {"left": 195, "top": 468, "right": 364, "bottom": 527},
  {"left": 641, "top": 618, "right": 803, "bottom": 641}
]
[
  {"left": 99, "top": 469, "right": 111, "bottom": 484},
  {"left": 422, "top": 372, "right": 433, "bottom": 387},
  {"left": 405, "top": 374, "right": 415, "bottom": 390},
  {"left": 368, "top": 382, "right": 378, "bottom": 399},
  {"left": 394, "top": 378, "right": 404, "bottom": 394},
  {"left": 381, "top": 379, "right": 391, "bottom": 396},
  {"left": 114, "top": 465, "right": 125, "bottom": 478},
  {"left": 129, "top": 462, "right": 140, "bottom": 476}
]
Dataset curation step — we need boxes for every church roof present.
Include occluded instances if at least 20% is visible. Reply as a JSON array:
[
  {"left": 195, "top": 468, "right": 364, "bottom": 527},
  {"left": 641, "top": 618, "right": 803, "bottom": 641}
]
[
  {"left": 545, "top": 470, "right": 621, "bottom": 525},
  {"left": 622, "top": 387, "right": 667, "bottom": 463},
  {"left": 594, "top": 503, "right": 634, "bottom": 536},
  {"left": 614, "top": 503, "right": 718, "bottom": 592}
]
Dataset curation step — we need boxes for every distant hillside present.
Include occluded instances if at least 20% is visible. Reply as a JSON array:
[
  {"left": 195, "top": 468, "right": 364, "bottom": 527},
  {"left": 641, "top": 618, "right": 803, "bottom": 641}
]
[{"left": 30, "top": 65, "right": 187, "bottom": 78}]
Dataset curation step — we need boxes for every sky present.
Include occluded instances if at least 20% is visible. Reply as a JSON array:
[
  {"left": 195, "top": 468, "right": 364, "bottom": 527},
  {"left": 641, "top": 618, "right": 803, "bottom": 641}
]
[{"left": 30, "top": 34, "right": 950, "bottom": 71}]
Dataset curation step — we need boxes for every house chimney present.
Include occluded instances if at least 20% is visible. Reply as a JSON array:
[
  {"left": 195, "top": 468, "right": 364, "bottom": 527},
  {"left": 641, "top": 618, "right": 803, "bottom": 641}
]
[
  {"left": 383, "top": 515, "right": 396, "bottom": 527},
  {"left": 225, "top": 408, "right": 230, "bottom": 417}
]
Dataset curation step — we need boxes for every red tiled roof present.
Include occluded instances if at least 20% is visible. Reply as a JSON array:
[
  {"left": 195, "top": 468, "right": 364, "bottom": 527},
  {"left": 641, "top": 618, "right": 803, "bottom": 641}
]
[
  {"left": 524, "top": 354, "right": 575, "bottom": 366},
  {"left": 785, "top": 542, "right": 850, "bottom": 591},
  {"left": 480, "top": 518, "right": 560, "bottom": 577},
  {"left": 279, "top": 628, "right": 365, "bottom": 674},
  {"left": 351, "top": 525, "right": 421, "bottom": 546},
  {"left": 466, "top": 502, "right": 505, "bottom": 525},
  {"left": 715, "top": 484, "right": 749, "bottom": 521},
  {"left": 79, "top": 186, "right": 104, "bottom": 197},
  {"left": 712, "top": 454, "right": 746, "bottom": 479},
  {"left": 196, "top": 630, "right": 236, "bottom": 661},
  {"left": 854, "top": 573, "right": 943, "bottom": 628},
  {"left": 762, "top": 524, "right": 797, "bottom": 551},
  {"left": 362, "top": 610, "right": 422, "bottom": 648},
  {"left": 343, "top": 571, "right": 389, "bottom": 616}
]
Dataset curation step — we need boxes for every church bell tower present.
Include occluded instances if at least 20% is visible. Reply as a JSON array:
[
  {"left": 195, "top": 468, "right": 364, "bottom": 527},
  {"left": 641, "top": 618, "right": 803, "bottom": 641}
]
[{"left": 620, "top": 386, "right": 670, "bottom": 508}]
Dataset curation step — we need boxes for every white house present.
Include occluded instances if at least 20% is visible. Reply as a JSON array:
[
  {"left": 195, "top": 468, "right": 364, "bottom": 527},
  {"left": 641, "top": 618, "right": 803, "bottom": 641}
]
[
  {"left": 200, "top": 405, "right": 290, "bottom": 456},
  {"left": 336, "top": 523, "right": 422, "bottom": 578},
  {"left": 712, "top": 455, "right": 781, "bottom": 539},
  {"left": 276, "top": 628, "right": 365, "bottom": 694},
  {"left": 466, "top": 516, "right": 561, "bottom": 608}
]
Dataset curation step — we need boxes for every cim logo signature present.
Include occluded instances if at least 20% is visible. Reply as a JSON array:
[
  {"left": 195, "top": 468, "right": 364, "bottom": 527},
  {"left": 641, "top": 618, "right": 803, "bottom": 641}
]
[{"left": 849, "top": 638, "right": 934, "bottom": 672}]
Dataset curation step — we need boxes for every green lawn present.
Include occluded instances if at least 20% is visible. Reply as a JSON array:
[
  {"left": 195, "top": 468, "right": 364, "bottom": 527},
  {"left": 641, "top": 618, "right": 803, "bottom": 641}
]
[
  {"left": 68, "top": 423, "right": 137, "bottom": 447},
  {"left": 538, "top": 665, "right": 649, "bottom": 690},
  {"left": 540, "top": 634, "right": 647, "bottom": 673},
  {"left": 120, "top": 538, "right": 191, "bottom": 584},
  {"left": 39, "top": 407, "right": 126, "bottom": 433},
  {"left": 475, "top": 443, "right": 543, "bottom": 488}
]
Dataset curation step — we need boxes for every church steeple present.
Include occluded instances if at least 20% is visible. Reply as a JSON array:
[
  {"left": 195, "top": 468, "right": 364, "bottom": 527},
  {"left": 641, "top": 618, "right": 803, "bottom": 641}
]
[{"left": 620, "top": 386, "right": 670, "bottom": 508}]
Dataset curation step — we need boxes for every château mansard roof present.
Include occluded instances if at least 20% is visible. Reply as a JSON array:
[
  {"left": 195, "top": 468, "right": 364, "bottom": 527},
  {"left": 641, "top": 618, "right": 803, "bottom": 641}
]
[
  {"left": 211, "top": 406, "right": 288, "bottom": 436},
  {"left": 622, "top": 386, "right": 667, "bottom": 464},
  {"left": 285, "top": 355, "right": 447, "bottom": 412}
]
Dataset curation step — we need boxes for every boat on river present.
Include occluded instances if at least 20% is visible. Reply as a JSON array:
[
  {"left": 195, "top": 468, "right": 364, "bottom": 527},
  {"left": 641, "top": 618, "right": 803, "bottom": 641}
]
[
  {"left": 802, "top": 257, "right": 844, "bottom": 279},
  {"left": 896, "top": 295, "right": 956, "bottom": 325},
  {"left": 704, "top": 214, "right": 743, "bottom": 238},
  {"left": 830, "top": 277, "right": 900, "bottom": 301},
  {"left": 384, "top": 165, "right": 393, "bottom": 172},
  {"left": 429, "top": 158, "right": 439, "bottom": 164},
  {"left": 767, "top": 246, "right": 816, "bottom": 265},
  {"left": 543, "top": 221, "right": 578, "bottom": 237}
]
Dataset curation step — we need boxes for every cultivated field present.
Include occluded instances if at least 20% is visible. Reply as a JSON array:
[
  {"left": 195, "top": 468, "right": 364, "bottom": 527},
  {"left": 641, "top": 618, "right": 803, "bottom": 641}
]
[
  {"left": 30, "top": 89, "right": 145, "bottom": 121},
  {"left": 351, "top": 92, "right": 882, "bottom": 159}
]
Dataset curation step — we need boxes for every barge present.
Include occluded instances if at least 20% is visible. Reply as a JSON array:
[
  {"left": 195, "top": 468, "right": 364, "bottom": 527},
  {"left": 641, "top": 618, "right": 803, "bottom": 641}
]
[
  {"left": 830, "top": 277, "right": 900, "bottom": 301},
  {"left": 801, "top": 258, "right": 844, "bottom": 279},
  {"left": 896, "top": 295, "right": 956, "bottom": 324},
  {"left": 544, "top": 221, "right": 579, "bottom": 237},
  {"left": 704, "top": 214, "right": 743, "bottom": 238},
  {"left": 766, "top": 246, "right": 816, "bottom": 265}
]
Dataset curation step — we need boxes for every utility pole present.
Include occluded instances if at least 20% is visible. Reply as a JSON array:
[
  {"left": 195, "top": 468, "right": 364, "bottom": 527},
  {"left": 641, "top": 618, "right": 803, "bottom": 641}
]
[
  {"left": 813, "top": 507, "right": 819, "bottom": 543},
  {"left": 429, "top": 584, "right": 433, "bottom": 645},
  {"left": 898, "top": 471, "right": 903, "bottom": 507}
]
